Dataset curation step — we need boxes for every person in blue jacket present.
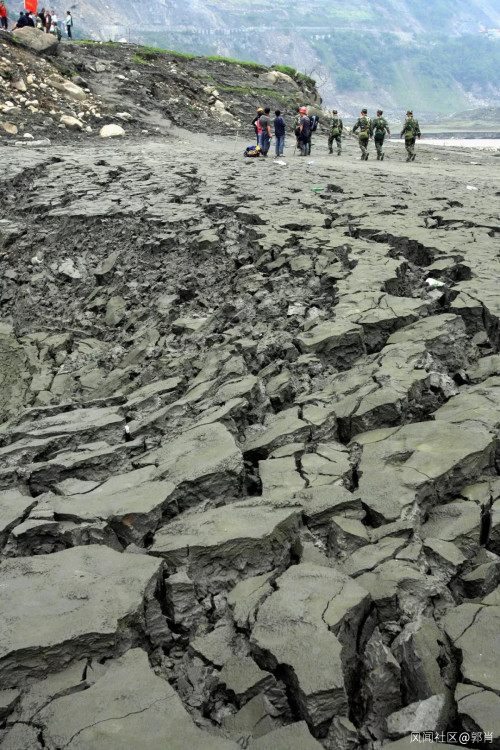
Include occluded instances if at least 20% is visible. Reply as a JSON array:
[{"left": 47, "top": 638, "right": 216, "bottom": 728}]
[{"left": 273, "top": 109, "right": 286, "bottom": 157}]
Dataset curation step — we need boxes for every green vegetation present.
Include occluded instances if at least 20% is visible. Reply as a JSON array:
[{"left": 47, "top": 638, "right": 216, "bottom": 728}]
[
  {"left": 203, "top": 55, "right": 263, "bottom": 68},
  {"left": 72, "top": 39, "right": 119, "bottom": 46},
  {"left": 273, "top": 64, "right": 297, "bottom": 77},
  {"left": 312, "top": 31, "right": 500, "bottom": 112},
  {"left": 132, "top": 53, "right": 148, "bottom": 64}
]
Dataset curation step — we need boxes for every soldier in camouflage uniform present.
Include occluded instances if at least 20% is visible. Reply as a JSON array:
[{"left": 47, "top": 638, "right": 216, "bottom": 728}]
[
  {"left": 371, "top": 109, "right": 391, "bottom": 160},
  {"left": 352, "top": 108, "right": 372, "bottom": 160},
  {"left": 400, "top": 109, "right": 421, "bottom": 161},
  {"left": 328, "top": 109, "right": 344, "bottom": 155}
]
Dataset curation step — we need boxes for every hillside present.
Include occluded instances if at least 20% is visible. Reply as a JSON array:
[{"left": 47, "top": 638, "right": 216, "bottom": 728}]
[
  {"left": 3, "top": 0, "right": 498, "bottom": 115},
  {"left": 0, "top": 33, "right": 320, "bottom": 145}
]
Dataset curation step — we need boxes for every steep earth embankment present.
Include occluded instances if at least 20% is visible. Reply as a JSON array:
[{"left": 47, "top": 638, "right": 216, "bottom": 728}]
[
  {"left": 0, "top": 32, "right": 320, "bottom": 145},
  {"left": 1, "top": 36, "right": 500, "bottom": 750}
]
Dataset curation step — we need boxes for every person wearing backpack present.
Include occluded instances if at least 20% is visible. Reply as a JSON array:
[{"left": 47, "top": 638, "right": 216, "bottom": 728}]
[
  {"left": 371, "top": 109, "right": 391, "bottom": 160},
  {"left": 259, "top": 107, "right": 272, "bottom": 157},
  {"left": 400, "top": 109, "right": 421, "bottom": 161},
  {"left": 298, "top": 107, "right": 311, "bottom": 156},
  {"left": 352, "top": 108, "right": 372, "bottom": 160},
  {"left": 274, "top": 109, "right": 286, "bottom": 157},
  {"left": 328, "top": 110, "right": 343, "bottom": 155}
]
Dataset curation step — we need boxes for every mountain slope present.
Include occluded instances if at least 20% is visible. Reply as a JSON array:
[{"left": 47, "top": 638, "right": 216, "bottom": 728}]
[{"left": 8, "top": 0, "right": 498, "bottom": 114}]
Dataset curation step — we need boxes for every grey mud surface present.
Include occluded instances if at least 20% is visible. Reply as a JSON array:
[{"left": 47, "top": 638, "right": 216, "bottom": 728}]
[{"left": 1, "top": 130, "right": 500, "bottom": 749}]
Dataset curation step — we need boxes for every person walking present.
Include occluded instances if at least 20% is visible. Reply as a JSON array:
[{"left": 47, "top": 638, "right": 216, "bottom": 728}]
[
  {"left": 352, "top": 108, "right": 372, "bottom": 160},
  {"left": 328, "top": 109, "right": 343, "bottom": 155},
  {"left": 400, "top": 109, "right": 421, "bottom": 161},
  {"left": 274, "top": 109, "right": 286, "bottom": 157},
  {"left": 0, "top": 1, "right": 8, "bottom": 30},
  {"left": 298, "top": 106, "right": 311, "bottom": 156},
  {"left": 259, "top": 107, "right": 272, "bottom": 157},
  {"left": 371, "top": 109, "right": 391, "bottom": 160},
  {"left": 65, "top": 11, "right": 73, "bottom": 38}
]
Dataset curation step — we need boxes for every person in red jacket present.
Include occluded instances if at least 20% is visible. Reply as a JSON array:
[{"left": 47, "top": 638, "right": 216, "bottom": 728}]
[{"left": 0, "top": 2, "right": 8, "bottom": 31}]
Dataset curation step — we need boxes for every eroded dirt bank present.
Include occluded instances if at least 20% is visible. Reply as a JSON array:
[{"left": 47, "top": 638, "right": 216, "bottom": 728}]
[{"left": 0, "top": 133, "right": 500, "bottom": 750}]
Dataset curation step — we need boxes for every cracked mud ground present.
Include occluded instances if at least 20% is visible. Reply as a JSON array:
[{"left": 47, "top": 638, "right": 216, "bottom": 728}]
[{"left": 1, "top": 132, "right": 500, "bottom": 750}]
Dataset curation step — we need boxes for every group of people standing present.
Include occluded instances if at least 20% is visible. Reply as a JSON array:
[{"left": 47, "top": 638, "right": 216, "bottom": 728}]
[
  {"left": 252, "top": 107, "right": 286, "bottom": 157},
  {"left": 251, "top": 105, "right": 317, "bottom": 158},
  {"left": 250, "top": 104, "right": 422, "bottom": 162},
  {"left": 0, "top": 5, "right": 73, "bottom": 38}
]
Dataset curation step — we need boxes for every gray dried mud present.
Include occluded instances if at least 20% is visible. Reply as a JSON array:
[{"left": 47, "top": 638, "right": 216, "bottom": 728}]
[{"left": 1, "top": 129, "right": 500, "bottom": 749}]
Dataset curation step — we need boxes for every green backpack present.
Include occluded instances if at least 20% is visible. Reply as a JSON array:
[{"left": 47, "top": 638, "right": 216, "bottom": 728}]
[{"left": 358, "top": 116, "right": 370, "bottom": 137}]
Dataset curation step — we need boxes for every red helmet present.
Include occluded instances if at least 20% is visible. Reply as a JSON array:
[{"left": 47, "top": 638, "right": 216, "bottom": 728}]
[{"left": 299, "top": 107, "right": 307, "bottom": 114}]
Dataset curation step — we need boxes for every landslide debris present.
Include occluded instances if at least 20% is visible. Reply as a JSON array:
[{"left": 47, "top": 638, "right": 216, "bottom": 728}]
[{"left": 1, "top": 115, "right": 500, "bottom": 750}]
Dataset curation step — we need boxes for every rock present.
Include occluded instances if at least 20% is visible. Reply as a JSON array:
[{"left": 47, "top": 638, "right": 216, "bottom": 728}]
[
  {"left": 361, "top": 628, "right": 402, "bottom": 738},
  {"left": 247, "top": 721, "right": 324, "bottom": 750},
  {"left": 0, "top": 489, "right": 37, "bottom": 550},
  {"left": 1, "top": 121, "right": 18, "bottom": 135},
  {"left": 0, "top": 546, "right": 164, "bottom": 687},
  {"left": 354, "top": 421, "right": 494, "bottom": 523},
  {"left": 190, "top": 622, "right": 237, "bottom": 667},
  {"left": 219, "top": 656, "right": 274, "bottom": 706},
  {"left": 60, "top": 115, "right": 84, "bottom": 131},
  {"left": 251, "top": 562, "right": 369, "bottom": 731},
  {"left": 49, "top": 474, "right": 176, "bottom": 545},
  {"left": 325, "top": 716, "right": 359, "bottom": 750},
  {"left": 14, "top": 27, "right": 59, "bottom": 54},
  {"left": 0, "top": 688, "right": 20, "bottom": 720},
  {"left": 244, "top": 407, "right": 310, "bottom": 458},
  {"left": 444, "top": 602, "right": 500, "bottom": 694},
  {"left": 151, "top": 501, "right": 299, "bottom": 594},
  {"left": 0, "top": 323, "right": 32, "bottom": 423},
  {"left": 135, "top": 422, "right": 244, "bottom": 509},
  {"left": 222, "top": 693, "right": 280, "bottom": 742},
  {"left": 100, "top": 123, "right": 126, "bottom": 138},
  {"left": 105, "top": 295, "right": 127, "bottom": 325},
  {"left": 386, "top": 694, "right": 449, "bottom": 738},
  {"left": 58, "top": 257, "right": 82, "bottom": 279},
  {"left": 37, "top": 649, "right": 238, "bottom": 750},
  {"left": 295, "top": 320, "right": 364, "bottom": 367},
  {"left": 392, "top": 619, "right": 453, "bottom": 704},
  {"left": 227, "top": 572, "right": 275, "bottom": 629},
  {"left": 165, "top": 571, "right": 204, "bottom": 631},
  {"left": 456, "top": 683, "right": 500, "bottom": 748},
  {"left": 48, "top": 76, "right": 86, "bottom": 100}
]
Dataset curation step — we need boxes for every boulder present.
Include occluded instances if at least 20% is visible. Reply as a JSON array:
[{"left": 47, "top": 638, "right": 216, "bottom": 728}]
[
  {"left": 14, "top": 27, "right": 59, "bottom": 55},
  {"left": 48, "top": 76, "right": 86, "bottom": 100},
  {"left": 100, "top": 124, "right": 126, "bottom": 138},
  {"left": 60, "top": 115, "right": 84, "bottom": 131}
]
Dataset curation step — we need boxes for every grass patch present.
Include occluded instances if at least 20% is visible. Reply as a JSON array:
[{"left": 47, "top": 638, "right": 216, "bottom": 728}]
[
  {"left": 273, "top": 64, "right": 297, "bottom": 77},
  {"left": 296, "top": 72, "right": 316, "bottom": 87},
  {"left": 72, "top": 39, "right": 120, "bottom": 46},
  {"left": 166, "top": 49, "right": 197, "bottom": 59},
  {"left": 132, "top": 53, "right": 148, "bottom": 65},
  {"left": 203, "top": 55, "right": 263, "bottom": 68}
]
